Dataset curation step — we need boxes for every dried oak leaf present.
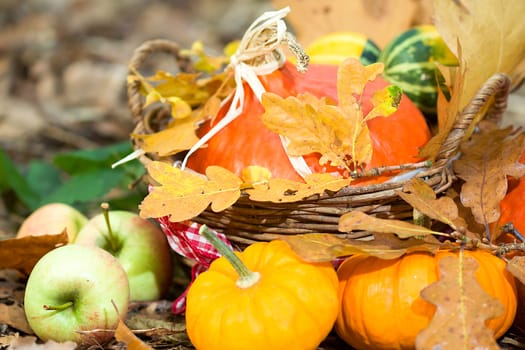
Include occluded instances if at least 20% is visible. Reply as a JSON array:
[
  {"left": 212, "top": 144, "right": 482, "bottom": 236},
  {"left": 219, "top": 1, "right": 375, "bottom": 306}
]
[
  {"left": 397, "top": 177, "right": 475, "bottom": 238},
  {"left": 282, "top": 232, "right": 440, "bottom": 262},
  {"left": 506, "top": 256, "right": 525, "bottom": 286},
  {"left": 418, "top": 0, "right": 525, "bottom": 160},
  {"left": 261, "top": 58, "right": 400, "bottom": 171},
  {"left": 132, "top": 114, "right": 201, "bottom": 157},
  {"left": 0, "top": 232, "right": 68, "bottom": 275},
  {"left": 416, "top": 254, "right": 503, "bottom": 350},
  {"left": 129, "top": 60, "right": 233, "bottom": 157},
  {"left": 446, "top": 186, "right": 487, "bottom": 239},
  {"left": 398, "top": 178, "right": 459, "bottom": 227},
  {"left": 453, "top": 125, "right": 525, "bottom": 228},
  {"left": 0, "top": 275, "right": 32, "bottom": 334},
  {"left": 245, "top": 173, "right": 349, "bottom": 203},
  {"left": 421, "top": 0, "right": 525, "bottom": 160},
  {"left": 139, "top": 161, "right": 242, "bottom": 222},
  {"left": 434, "top": 0, "right": 525, "bottom": 111},
  {"left": 418, "top": 63, "right": 465, "bottom": 161},
  {"left": 338, "top": 210, "right": 439, "bottom": 239}
]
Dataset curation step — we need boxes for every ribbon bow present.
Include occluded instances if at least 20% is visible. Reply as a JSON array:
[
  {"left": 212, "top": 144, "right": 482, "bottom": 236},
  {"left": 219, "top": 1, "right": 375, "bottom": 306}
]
[{"left": 180, "top": 6, "right": 312, "bottom": 178}]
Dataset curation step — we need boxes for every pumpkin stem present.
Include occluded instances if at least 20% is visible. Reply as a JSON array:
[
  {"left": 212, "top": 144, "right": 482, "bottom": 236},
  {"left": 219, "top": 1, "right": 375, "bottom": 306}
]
[{"left": 199, "top": 225, "right": 260, "bottom": 288}]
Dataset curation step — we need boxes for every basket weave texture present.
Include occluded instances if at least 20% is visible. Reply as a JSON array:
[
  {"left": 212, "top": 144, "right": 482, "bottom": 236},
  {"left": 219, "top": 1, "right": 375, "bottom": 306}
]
[{"left": 127, "top": 39, "right": 511, "bottom": 246}]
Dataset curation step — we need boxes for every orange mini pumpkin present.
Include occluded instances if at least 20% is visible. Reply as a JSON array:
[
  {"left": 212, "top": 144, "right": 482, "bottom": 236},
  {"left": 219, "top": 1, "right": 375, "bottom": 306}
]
[
  {"left": 335, "top": 250, "right": 517, "bottom": 350},
  {"left": 185, "top": 227, "right": 339, "bottom": 350}
]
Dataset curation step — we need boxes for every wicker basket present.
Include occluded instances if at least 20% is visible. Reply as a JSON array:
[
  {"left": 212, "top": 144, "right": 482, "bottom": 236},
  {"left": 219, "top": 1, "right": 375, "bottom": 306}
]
[{"left": 127, "top": 39, "right": 512, "bottom": 246}]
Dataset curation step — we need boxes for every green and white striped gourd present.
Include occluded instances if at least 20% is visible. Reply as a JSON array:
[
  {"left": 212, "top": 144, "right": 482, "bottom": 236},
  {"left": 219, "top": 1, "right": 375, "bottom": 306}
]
[{"left": 379, "top": 25, "right": 458, "bottom": 116}]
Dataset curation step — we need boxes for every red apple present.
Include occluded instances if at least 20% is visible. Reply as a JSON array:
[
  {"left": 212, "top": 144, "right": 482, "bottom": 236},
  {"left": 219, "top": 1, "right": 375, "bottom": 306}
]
[{"left": 17, "top": 203, "right": 88, "bottom": 243}]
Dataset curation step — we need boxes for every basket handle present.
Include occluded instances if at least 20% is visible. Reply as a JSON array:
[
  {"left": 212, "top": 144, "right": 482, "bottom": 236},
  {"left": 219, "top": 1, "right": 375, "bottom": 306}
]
[
  {"left": 433, "top": 73, "right": 511, "bottom": 167},
  {"left": 126, "top": 40, "right": 512, "bottom": 170},
  {"left": 127, "top": 39, "right": 194, "bottom": 124}
]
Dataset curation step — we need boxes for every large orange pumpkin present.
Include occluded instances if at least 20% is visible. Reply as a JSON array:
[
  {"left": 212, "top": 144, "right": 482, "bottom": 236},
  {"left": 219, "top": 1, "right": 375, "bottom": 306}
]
[
  {"left": 186, "top": 61, "right": 431, "bottom": 184},
  {"left": 492, "top": 151, "right": 525, "bottom": 333},
  {"left": 335, "top": 250, "right": 517, "bottom": 350},
  {"left": 493, "top": 150, "right": 525, "bottom": 241}
]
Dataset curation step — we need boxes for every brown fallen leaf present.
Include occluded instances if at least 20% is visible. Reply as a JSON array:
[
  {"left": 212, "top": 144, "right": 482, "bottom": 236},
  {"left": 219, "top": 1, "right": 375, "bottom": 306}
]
[
  {"left": 0, "top": 232, "right": 68, "bottom": 275},
  {"left": 338, "top": 210, "right": 439, "bottom": 239},
  {"left": 416, "top": 254, "right": 503, "bottom": 350},
  {"left": 506, "top": 256, "right": 525, "bottom": 286},
  {"left": 0, "top": 272, "right": 32, "bottom": 334},
  {"left": 398, "top": 178, "right": 459, "bottom": 229},
  {"left": 282, "top": 232, "right": 440, "bottom": 262},
  {"left": 445, "top": 186, "right": 486, "bottom": 239},
  {"left": 453, "top": 125, "right": 525, "bottom": 231}
]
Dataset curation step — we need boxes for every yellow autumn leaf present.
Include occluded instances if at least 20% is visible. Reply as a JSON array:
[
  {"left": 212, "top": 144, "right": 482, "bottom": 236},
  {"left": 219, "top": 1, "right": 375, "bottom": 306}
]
[
  {"left": 146, "top": 72, "right": 213, "bottom": 110},
  {"left": 261, "top": 58, "right": 400, "bottom": 172},
  {"left": 143, "top": 88, "right": 192, "bottom": 119},
  {"left": 240, "top": 165, "right": 272, "bottom": 188},
  {"left": 246, "top": 173, "right": 350, "bottom": 203},
  {"left": 262, "top": 93, "right": 353, "bottom": 169},
  {"left": 421, "top": 0, "right": 525, "bottom": 160},
  {"left": 180, "top": 41, "right": 230, "bottom": 74},
  {"left": 434, "top": 0, "right": 525, "bottom": 112},
  {"left": 139, "top": 162, "right": 242, "bottom": 222},
  {"left": 205, "top": 166, "right": 243, "bottom": 212},
  {"left": 337, "top": 59, "right": 383, "bottom": 111},
  {"left": 366, "top": 85, "right": 403, "bottom": 120},
  {"left": 166, "top": 97, "right": 193, "bottom": 119},
  {"left": 132, "top": 114, "right": 201, "bottom": 156},
  {"left": 418, "top": 63, "right": 466, "bottom": 160}
]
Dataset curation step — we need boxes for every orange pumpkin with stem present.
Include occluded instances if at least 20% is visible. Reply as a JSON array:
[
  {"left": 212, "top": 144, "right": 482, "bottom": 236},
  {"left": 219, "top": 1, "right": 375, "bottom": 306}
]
[
  {"left": 185, "top": 226, "right": 339, "bottom": 350},
  {"left": 335, "top": 250, "right": 517, "bottom": 350}
]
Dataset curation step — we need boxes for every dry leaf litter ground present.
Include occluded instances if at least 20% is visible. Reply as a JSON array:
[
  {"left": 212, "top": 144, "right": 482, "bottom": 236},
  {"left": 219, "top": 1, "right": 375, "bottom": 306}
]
[{"left": 0, "top": 0, "right": 525, "bottom": 349}]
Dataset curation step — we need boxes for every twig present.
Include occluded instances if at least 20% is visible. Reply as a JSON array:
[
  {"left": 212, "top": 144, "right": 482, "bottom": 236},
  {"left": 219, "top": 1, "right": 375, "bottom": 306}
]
[{"left": 350, "top": 160, "right": 433, "bottom": 179}]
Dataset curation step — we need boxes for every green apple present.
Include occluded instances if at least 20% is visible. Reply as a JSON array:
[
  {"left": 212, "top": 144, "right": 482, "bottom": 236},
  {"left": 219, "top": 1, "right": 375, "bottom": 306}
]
[
  {"left": 17, "top": 203, "right": 88, "bottom": 243},
  {"left": 74, "top": 206, "right": 172, "bottom": 301},
  {"left": 24, "top": 244, "right": 129, "bottom": 344}
]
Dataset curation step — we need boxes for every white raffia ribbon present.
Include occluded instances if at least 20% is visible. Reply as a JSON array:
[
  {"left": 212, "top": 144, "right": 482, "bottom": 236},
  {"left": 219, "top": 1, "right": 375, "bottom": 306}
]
[{"left": 180, "top": 6, "right": 313, "bottom": 179}]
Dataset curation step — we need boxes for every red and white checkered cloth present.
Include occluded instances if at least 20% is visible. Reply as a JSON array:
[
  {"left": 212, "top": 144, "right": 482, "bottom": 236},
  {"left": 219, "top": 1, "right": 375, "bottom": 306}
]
[{"left": 156, "top": 217, "right": 233, "bottom": 314}]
